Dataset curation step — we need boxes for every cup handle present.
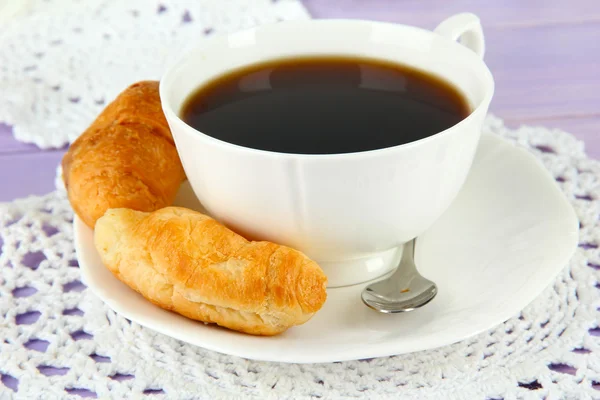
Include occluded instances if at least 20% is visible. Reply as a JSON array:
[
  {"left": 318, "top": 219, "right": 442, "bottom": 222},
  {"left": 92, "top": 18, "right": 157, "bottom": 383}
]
[{"left": 434, "top": 13, "right": 485, "bottom": 59}]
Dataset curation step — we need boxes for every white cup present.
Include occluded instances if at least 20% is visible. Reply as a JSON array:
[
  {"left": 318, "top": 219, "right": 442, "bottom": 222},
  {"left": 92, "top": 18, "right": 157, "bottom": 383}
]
[{"left": 160, "top": 13, "right": 494, "bottom": 287}]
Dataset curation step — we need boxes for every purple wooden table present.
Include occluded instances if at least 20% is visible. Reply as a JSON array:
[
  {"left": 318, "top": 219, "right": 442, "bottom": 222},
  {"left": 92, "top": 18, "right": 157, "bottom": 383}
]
[{"left": 2, "top": 0, "right": 599, "bottom": 202}]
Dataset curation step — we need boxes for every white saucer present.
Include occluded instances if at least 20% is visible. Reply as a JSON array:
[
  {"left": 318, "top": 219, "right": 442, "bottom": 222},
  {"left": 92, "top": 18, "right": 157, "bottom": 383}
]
[{"left": 75, "top": 134, "right": 579, "bottom": 363}]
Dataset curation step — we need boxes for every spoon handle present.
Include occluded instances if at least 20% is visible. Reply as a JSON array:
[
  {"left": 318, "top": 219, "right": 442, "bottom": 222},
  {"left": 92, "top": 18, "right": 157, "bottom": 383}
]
[{"left": 385, "top": 239, "right": 418, "bottom": 291}]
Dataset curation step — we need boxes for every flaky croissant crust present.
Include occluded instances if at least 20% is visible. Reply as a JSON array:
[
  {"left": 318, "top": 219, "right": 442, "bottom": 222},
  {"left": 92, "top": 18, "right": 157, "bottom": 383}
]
[
  {"left": 62, "top": 81, "right": 186, "bottom": 228},
  {"left": 95, "top": 207, "right": 328, "bottom": 335}
]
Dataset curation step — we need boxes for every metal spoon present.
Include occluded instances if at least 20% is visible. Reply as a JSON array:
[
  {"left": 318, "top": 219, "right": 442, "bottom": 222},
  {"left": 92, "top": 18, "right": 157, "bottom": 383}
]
[{"left": 361, "top": 239, "right": 437, "bottom": 313}]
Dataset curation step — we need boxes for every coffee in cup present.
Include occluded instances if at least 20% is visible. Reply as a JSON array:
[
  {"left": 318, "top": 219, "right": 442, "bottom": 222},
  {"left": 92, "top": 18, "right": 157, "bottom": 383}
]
[
  {"left": 180, "top": 56, "right": 471, "bottom": 154},
  {"left": 160, "top": 13, "right": 494, "bottom": 287}
]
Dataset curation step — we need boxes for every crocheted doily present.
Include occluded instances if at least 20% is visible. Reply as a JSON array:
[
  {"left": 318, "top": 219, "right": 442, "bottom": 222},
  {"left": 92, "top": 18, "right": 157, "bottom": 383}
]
[
  {"left": 1, "top": 116, "right": 599, "bottom": 399},
  {"left": 0, "top": 0, "right": 310, "bottom": 148}
]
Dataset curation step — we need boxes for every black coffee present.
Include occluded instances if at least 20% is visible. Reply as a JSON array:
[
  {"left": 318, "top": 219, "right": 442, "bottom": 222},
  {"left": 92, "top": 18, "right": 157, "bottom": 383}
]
[{"left": 181, "top": 57, "right": 470, "bottom": 154}]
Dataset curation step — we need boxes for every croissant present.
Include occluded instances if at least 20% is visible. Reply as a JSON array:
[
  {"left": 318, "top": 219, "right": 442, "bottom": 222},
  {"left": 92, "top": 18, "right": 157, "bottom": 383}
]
[
  {"left": 94, "top": 207, "right": 328, "bottom": 335},
  {"left": 62, "top": 81, "right": 186, "bottom": 228}
]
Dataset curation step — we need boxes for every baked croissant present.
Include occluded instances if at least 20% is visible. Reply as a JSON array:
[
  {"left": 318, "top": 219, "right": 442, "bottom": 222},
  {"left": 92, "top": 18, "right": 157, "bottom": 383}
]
[
  {"left": 62, "top": 81, "right": 186, "bottom": 228},
  {"left": 94, "top": 207, "right": 328, "bottom": 335}
]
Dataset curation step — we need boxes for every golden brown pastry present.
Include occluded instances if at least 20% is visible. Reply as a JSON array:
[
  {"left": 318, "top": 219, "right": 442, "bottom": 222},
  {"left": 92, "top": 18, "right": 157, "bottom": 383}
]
[
  {"left": 94, "top": 207, "right": 328, "bottom": 335},
  {"left": 62, "top": 81, "right": 186, "bottom": 228}
]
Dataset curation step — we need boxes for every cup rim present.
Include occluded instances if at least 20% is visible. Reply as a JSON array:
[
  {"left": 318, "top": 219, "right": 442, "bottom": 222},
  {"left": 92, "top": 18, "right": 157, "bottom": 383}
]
[{"left": 160, "top": 18, "right": 495, "bottom": 160}]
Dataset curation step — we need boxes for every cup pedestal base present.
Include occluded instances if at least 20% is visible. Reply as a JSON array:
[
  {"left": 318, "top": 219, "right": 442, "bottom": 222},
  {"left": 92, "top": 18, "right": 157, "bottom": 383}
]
[{"left": 319, "top": 246, "right": 404, "bottom": 288}]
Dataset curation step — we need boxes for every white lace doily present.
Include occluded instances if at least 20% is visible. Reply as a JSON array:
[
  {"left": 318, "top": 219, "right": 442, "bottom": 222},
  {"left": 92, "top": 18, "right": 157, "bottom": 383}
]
[
  {"left": 0, "top": 0, "right": 310, "bottom": 148},
  {"left": 1, "top": 116, "right": 599, "bottom": 399}
]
